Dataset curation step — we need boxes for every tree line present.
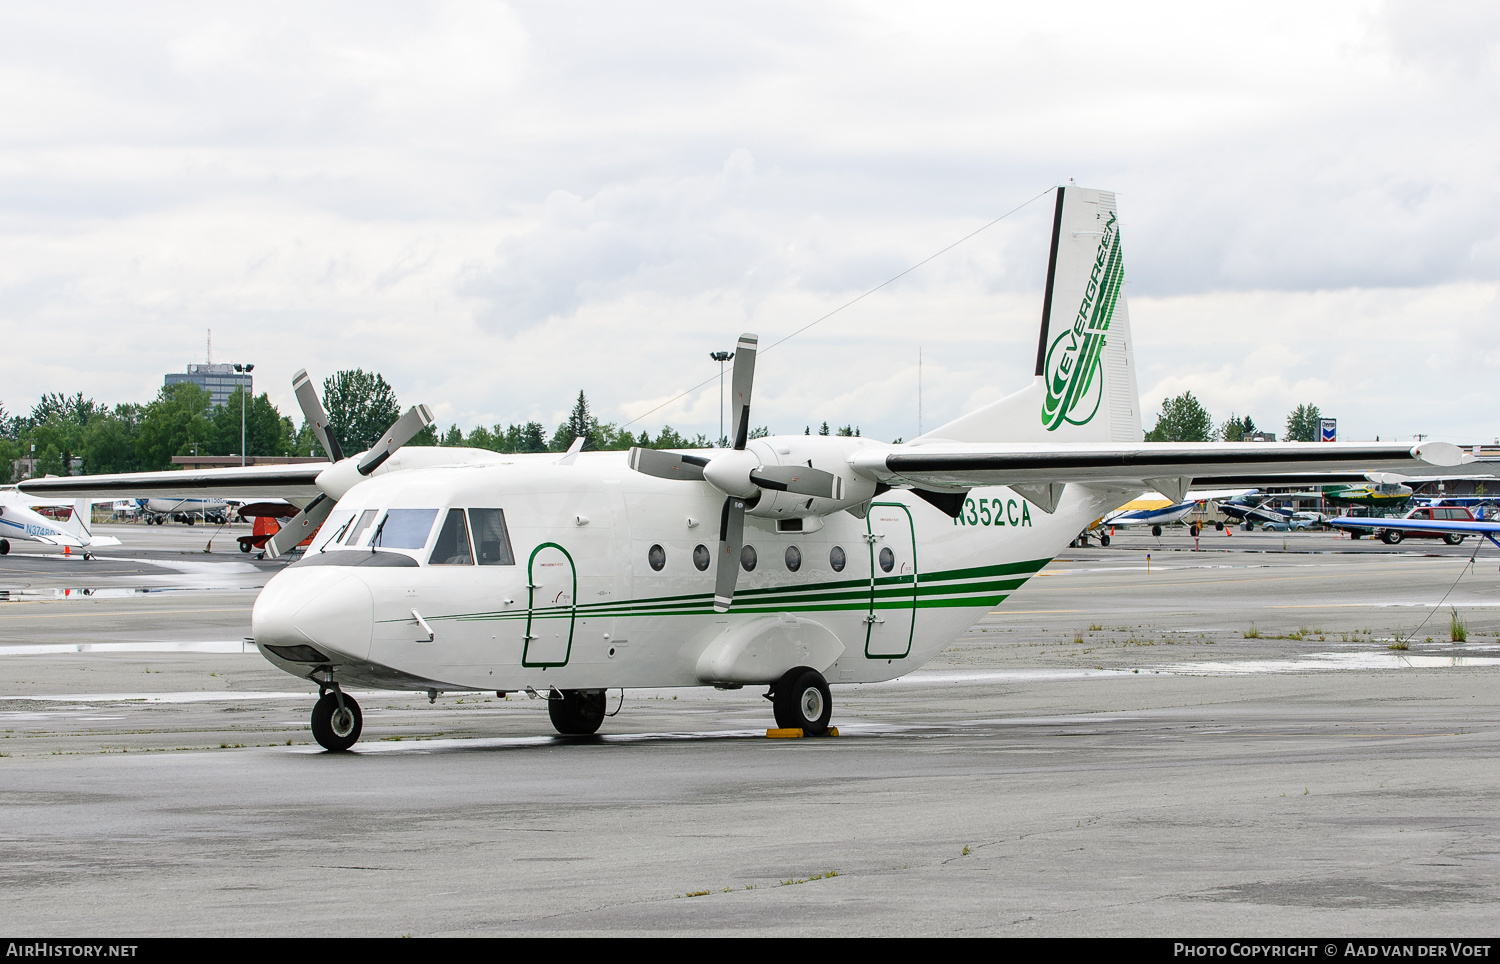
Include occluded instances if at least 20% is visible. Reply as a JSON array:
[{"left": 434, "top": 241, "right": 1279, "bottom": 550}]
[
  {"left": 1145, "top": 392, "right": 1326, "bottom": 443},
  {"left": 1, "top": 371, "right": 866, "bottom": 480}
]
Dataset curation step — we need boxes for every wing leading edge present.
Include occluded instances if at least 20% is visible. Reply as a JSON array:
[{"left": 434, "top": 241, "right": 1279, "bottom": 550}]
[
  {"left": 16, "top": 463, "right": 329, "bottom": 501},
  {"left": 852, "top": 441, "right": 1473, "bottom": 507}
]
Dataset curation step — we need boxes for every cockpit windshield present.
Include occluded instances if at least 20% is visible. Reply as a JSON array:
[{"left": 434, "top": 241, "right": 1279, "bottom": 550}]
[{"left": 371, "top": 509, "right": 438, "bottom": 550}]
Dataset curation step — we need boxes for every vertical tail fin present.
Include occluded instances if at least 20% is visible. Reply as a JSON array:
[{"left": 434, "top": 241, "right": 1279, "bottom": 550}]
[
  {"left": 66, "top": 499, "right": 93, "bottom": 541},
  {"left": 921, "top": 184, "right": 1142, "bottom": 444}
]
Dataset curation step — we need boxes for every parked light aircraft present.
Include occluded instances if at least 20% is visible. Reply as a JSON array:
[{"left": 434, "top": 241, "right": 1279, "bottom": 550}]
[
  {"left": 140, "top": 497, "right": 231, "bottom": 525},
  {"left": 0, "top": 488, "right": 118, "bottom": 558},
  {"left": 20, "top": 185, "right": 1472, "bottom": 750}
]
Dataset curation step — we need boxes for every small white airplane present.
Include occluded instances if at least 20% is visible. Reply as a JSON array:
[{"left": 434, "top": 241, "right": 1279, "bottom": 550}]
[
  {"left": 140, "top": 497, "right": 231, "bottom": 525},
  {"left": 0, "top": 488, "right": 119, "bottom": 558},
  {"left": 21, "top": 185, "right": 1473, "bottom": 750}
]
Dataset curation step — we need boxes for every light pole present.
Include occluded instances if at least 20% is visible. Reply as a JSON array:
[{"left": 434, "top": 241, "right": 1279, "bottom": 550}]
[
  {"left": 709, "top": 350, "right": 734, "bottom": 447},
  {"left": 233, "top": 364, "right": 255, "bottom": 466}
]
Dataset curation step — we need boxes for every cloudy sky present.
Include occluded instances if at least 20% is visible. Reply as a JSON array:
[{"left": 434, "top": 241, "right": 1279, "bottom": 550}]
[{"left": 2, "top": 1, "right": 1496, "bottom": 445}]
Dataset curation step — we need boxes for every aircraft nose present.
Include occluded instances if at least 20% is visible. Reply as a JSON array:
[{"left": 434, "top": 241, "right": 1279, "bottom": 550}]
[{"left": 252, "top": 568, "right": 374, "bottom": 663}]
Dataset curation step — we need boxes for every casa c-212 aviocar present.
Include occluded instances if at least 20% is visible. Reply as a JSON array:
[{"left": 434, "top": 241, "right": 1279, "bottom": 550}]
[{"left": 23, "top": 185, "right": 1468, "bottom": 750}]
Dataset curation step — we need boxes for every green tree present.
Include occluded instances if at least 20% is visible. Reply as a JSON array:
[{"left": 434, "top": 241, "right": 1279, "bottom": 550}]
[
  {"left": 211, "top": 389, "right": 295, "bottom": 458},
  {"left": 835, "top": 425, "right": 860, "bottom": 437},
  {"left": 1285, "top": 403, "right": 1322, "bottom": 442},
  {"left": 1145, "top": 391, "right": 1213, "bottom": 442},
  {"left": 135, "top": 382, "right": 212, "bottom": 470},
  {"left": 81, "top": 404, "right": 145, "bottom": 474},
  {"left": 818, "top": 421, "right": 830, "bottom": 436},
  {"left": 322, "top": 369, "right": 402, "bottom": 455},
  {"left": 1219, "top": 412, "right": 1259, "bottom": 442},
  {"left": 552, "top": 391, "right": 603, "bottom": 452}
]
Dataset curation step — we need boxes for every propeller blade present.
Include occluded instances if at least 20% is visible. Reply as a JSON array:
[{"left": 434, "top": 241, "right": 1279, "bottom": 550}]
[
  {"left": 729, "top": 333, "right": 757, "bottom": 450},
  {"left": 266, "top": 494, "right": 335, "bottom": 558},
  {"left": 748, "top": 465, "right": 841, "bottom": 499},
  {"left": 357, "top": 404, "right": 436, "bottom": 476},
  {"left": 628, "top": 447, "right": 709, "bottom": 481},
  {"left": 714, "top": 496, "right": 746, "bottom": 612},
  {"left": 292, "top": 370, "right": 344, "bottom": 463}
]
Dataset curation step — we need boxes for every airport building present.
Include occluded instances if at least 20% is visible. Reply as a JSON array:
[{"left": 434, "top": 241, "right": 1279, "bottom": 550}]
[{"left": 164, "top": 364, "right": 252, "bottom": 408}]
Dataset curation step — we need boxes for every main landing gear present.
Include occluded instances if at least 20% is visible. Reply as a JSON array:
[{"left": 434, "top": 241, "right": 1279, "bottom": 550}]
[
  {"left": 311, "top": 686, "right": 362, "bottom": 751},
  {"left": 768, "top": 666, "right": 833, "bottom": 735},
  {"left": 549, "top": 689, "right": 606, "bottom": 735},
  {"left": 0, "top": 539, "right": 9, "bottom": 555}
]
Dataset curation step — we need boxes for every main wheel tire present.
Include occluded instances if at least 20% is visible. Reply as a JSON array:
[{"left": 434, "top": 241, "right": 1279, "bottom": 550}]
[
  {"left": 1444, "top": 533, "right": 1464, "bottom": 545},
  {"left": 772, "top": 667, "right": 832, "bottom": 735},
  {"left": 1189, "top": 523, "right": 1200, "bottom": 537},
  {"left": 0, "top": 539, "right": 9, "bottom": 555},
  {"left": 311, "top": 692, "right": 362, "bottom": 751},
  {"left": 1382, "top": 530, "right": 1403, "bottom": 545},
  {"left": 239, "top": 541, "right": 252, "bottom": 553},
  {"left": 185, "top": 516, "right": 195, "bottom": 526},
  {"left": 548, "top": 689, "right": 606, "bottom": 735},
  {"left": 1214, "top": 521, "right": 1224, "bottom": 531},
  {"left": 1099, "top": 533, "right": 1111, "bottom": 547},
  {"left": 1151, "top": 524, "right": 1163, "bottom": 537}
]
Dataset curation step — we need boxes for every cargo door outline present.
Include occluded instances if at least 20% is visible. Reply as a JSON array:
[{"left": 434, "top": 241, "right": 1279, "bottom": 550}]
[
  {"left": 865, "top": 502, "right": 917, "bottom": 659},
  {"left": 524, "top": 542, "right": 576, "bottom": 667}
]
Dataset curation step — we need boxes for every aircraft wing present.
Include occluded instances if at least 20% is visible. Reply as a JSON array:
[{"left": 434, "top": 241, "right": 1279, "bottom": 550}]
[
  {"left": 1329, "top": 516, "right": 1500, "bottom": 536},
  {"left": 854, "top": 441, "right": 1471, "bottom": 505},
  {"left": 16, "top": 463, "right": 328, "bottom": 501}
]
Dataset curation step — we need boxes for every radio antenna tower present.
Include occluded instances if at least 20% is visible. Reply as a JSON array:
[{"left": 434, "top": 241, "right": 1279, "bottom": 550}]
[{"left": 206, "top": 328, "right": 213, "bottom": 365}]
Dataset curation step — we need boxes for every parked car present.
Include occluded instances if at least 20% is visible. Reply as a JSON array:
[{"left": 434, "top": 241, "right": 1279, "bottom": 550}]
[{"left": 1375, "top": 506, "right": 1474, "bottom": 545}]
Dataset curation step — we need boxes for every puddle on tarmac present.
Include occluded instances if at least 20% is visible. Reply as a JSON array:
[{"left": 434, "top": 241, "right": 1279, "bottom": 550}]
[
  {"left": 0, "top": 640, "right": 255, "bottom": 656},
  {"left": 1158, "top": 651, "right": 1500, "bottom": 675}
]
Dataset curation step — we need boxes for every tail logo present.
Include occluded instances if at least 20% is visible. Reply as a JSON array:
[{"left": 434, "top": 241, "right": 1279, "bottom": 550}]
[{"left": 1041, "top": 213, "right": 1125, "bottom": 431}]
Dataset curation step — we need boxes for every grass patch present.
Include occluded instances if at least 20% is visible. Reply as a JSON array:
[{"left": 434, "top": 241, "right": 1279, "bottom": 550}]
[
  {"left": 1244, "top": 625, "right": 1260, "bottom": 639},
  {"left": 1388, "top": 640, "right": 1409, "bottom": 651},
  {"left": 1451, "top": 609, "right": 1468, "bottom": 643}
]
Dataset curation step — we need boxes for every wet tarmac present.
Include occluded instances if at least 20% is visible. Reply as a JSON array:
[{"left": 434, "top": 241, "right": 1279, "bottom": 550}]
[{"left": 1, "top": 523, "right": 1497, "bottom": 935}]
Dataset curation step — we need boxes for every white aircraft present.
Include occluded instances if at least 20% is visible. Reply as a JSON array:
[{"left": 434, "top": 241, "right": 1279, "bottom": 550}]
[
  {"left": 0, "top": 488, "right": 119, "bottom": 558},
  {"left": 20, "top": 185, "right": 1471, "bottom": 750},
  {"left": 140, "top": 497, "right": 231, "bottom": 525}
]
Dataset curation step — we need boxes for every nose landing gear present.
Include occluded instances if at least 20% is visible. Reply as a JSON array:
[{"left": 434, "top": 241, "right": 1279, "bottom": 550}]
[{"left": 311, "top": 687, "right": 362, "bottom": 751}]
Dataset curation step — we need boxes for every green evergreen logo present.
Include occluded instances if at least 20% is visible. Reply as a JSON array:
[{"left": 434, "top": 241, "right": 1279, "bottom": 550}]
[{"left": 1041, "top": 213, "right": 1124, "bottom": 431}]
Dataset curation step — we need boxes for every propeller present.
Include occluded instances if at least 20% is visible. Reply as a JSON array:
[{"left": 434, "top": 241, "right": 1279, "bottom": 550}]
[
  {"left": 266, "top": 372, "right": 434, "bottom": 558},
  {"left": 628, "top": 334, "right": 845, "bottom": 612}
]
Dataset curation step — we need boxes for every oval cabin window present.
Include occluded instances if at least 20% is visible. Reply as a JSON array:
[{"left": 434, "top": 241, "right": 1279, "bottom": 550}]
[
  {"left": 784, "top": 545, "right": 802, "bottom": 572},
  {"left": 829, "top": 546, "right": 846, "bottom": 572},
  {"left": 741, "top": 545, "right": 757, "bottom": 572},
  {"left": 693, "top": 544, "right": 710, "bottom": 571},
  {"left": 879, "top": 546, "right": 895, "bottom": 572},
  {"left": 648, "top": 544, "right": 666, "bottom": 571}
]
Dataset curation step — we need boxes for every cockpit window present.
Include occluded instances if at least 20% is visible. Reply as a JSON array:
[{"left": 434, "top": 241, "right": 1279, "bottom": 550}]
[
  {"left": 372, "top": 509, "right": 438, "bottom": 550},
  {"left": 430, "top": 509, "right": 474, "bottom": 565},
  {"left": 345, "top": 509, "right": 378, "bottom": 545},
  {"left": 469, "top": 508, "right": 515, "bottom": 566},
  {"left": 310, "top": 510, "right": 355, "bottom": 552}
]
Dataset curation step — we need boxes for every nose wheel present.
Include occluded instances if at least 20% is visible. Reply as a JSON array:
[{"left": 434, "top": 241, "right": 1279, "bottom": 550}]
[
  {"left": 311, "top": 690, "right": 362, "bottom": 751},
  {"left": 770, "top": 666, "right": 833, "bottom": 735}
]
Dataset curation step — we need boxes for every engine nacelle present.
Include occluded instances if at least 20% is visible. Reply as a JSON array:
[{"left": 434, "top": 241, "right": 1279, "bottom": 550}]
[{"left": 742, "top": 436, "right": 880, "bottom": 519}]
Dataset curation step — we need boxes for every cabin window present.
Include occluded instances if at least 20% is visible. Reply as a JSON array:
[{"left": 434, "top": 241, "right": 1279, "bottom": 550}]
[
  {"left": 741, "top": 545, "right": 757, "bottom": 571},
  {"left": 693, "top": 544, "right": 710, "bottom": 571},
  {"left": 372, "top": 509, "right": 439, "bottom": 550},
  {"left": 784, "top": 545, "right": 802, "bottom": 572},
  {"left": 345, "top": 509, "right": 378, "bottom": 545},
  {"left": 879, "top": 547, "right": 895, "bottom": 573},
  {"left": 648, "top": 544, "right": 666, "bottom": 571},
  {"left": 829, "top": 546, "right": 846, "bottom": 572},
  {"left": 430, "top": 509, "right": 474, "bottom": 565},
  {"left": 468, "top": 508, "right": 516, "bottom": 566}
]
